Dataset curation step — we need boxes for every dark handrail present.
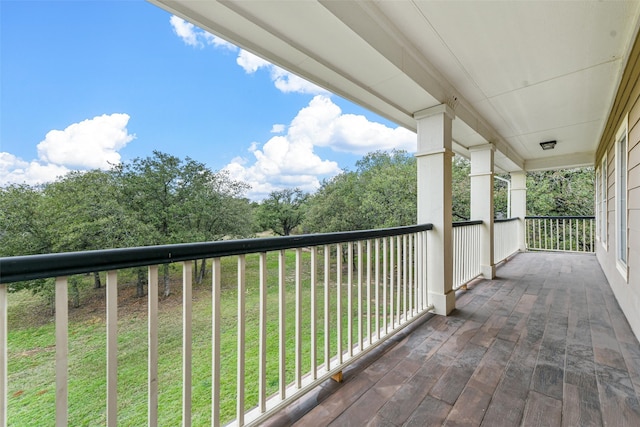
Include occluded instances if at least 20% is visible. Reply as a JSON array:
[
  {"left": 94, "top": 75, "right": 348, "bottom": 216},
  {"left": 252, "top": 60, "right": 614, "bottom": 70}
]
[
  {"left": 525, "top": 216, "right": 595, "bottom": 220},
  {"left": 495, "top": 217, "right": 520, "bottom": 223},
  {"left": 0, "top": 224, "right": 433, "bottom": 284},
  {"left": 452, "top": 220, "right": 483, "bottom": 228}
]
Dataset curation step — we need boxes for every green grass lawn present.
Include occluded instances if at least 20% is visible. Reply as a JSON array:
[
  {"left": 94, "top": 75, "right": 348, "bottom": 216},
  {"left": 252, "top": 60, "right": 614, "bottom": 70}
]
[{"left": 6, "top": 248, "right": 387, "bottom": 425}]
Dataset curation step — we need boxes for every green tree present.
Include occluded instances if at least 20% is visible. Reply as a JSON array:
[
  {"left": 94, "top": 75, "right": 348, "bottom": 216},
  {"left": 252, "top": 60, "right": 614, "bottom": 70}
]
[
  {"left": 493, "top": 175, "right": 510, "bottom": 219},
  {"left": 305, "top": 150, "right": 418, "bottom": 233},
  {"left": 43, "top": 169, "right": 154, "bottom": 300},
  {"left": 451, "top": 156, "right": 471, "bottom": 221},
  {"left": 450, "top": 156, "right": 513, "bottom": 220},
  {"left": 174, "top": 166, "right": 253, "bottom": 283},
  {"left": 116, "top": 151, "right": 192, "bottom": 297},
  {"left": 304, "top": 150, "right": 526, "bottom": 230},
  {"left": 0, "top": 151, "right": 254, "bottom": 302},
  {"left": 526, "top": 168, "right": 594, "bottom": 216},
  {"left": 357, "top": 150, "right": 417, "bottom": 228},
  {"left": 116, "top": 151, "right": 253, "bottom": 295},
  {"left": 177, "top": 168, "right": 252, "bottom": 242},
  {"left": 257, "top": 188, "right": 308, "bottom": 236},
  {"left": 0, "top": 184, "right": 52, "bottom": 257},
  {"left": 0, "top": 185, "right": 56, "bottom": 300},
  {"left": 44, "top": 170, "right": 153, "bottom": 253},
  {"left": 304, "top": 172, "right": 364, "bottom": 233}
]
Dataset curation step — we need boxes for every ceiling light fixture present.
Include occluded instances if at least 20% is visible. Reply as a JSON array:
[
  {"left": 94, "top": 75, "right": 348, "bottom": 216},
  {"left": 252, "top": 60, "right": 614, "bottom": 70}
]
[{"left": 540, "top": 140, "right": 557, "bottom": 150}]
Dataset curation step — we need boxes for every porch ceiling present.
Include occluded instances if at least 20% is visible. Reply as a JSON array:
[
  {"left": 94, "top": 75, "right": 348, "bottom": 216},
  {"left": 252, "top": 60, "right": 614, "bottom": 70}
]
[{"left": 150, "top": 0, "right": 640, "bottom": 172}]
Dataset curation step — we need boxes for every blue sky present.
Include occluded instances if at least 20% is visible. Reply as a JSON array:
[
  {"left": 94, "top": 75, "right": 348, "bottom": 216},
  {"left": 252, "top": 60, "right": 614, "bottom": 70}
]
[{"left": 1, "top": 0, "right": 415, "bottom": 200}]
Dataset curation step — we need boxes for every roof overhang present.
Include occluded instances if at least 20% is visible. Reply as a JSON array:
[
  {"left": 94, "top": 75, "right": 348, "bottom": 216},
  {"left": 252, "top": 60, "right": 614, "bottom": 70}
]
[{"left": 150, "top": 0, "right": 640, "bottom": 172}]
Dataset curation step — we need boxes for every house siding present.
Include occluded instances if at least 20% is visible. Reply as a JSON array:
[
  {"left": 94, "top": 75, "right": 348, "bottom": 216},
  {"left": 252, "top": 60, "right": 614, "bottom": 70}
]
[
  {"left": 606, "top": 145, "right": 614, "bottom": 248},
  {"left": 596, "top": 28, "right": 640, "bottom": 340}
]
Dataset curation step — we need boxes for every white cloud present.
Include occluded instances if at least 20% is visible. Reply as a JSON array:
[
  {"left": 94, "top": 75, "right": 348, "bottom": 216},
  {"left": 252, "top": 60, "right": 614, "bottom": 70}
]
[
  {"left": 289, "top": 95, "right": 416, "bottom": 154},
  {"left": 170, "top": 15, "right": 200, "bottom": 47},
  {"left": 170, "top": 17, "right": 325, "bottom": 95},
  {"left": 271, "top": 67, "right": 325, "bottom": 94},
  {"left": 170, "top": 16, "right": 235, "bottom": 50},
  {"left": 0, "top": 152, "right": 69, "bottom": 186},
  {"left": 236, "top": 49, "right": 270, "bottom": 73},
  {"left": 223, "top": 134, "right": 341, "bottom": 201},
  {"left": 237, "top": 50, "right": 326, "bottom": 95},
  {"left": 37, "top": 113, "right": 135, "bottom": 169},
  {"left": 202, "top": 32, "right": 236, "bottom": 50},
  {"left": 271, "top": 124, "right": 285, "bottom": 134},
  {"left": 1, "top": 113, "right": 134, "bottom": 186},
  {"left": 331, "top": 114, "right": 416, "bottom": 154},
  {"left": 223, "top": 95, "right": 416, "bottom": 200}
]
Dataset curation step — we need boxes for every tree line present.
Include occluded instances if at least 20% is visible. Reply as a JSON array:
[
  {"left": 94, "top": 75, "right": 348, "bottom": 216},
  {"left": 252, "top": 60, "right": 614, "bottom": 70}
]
[
  {"left": 0, "top": 151, "right": 254, "bottom": 302},
  {"left": 0, "top": 149, "right": 594, "bottom": 304},
  {"left": 261, "top": 150, "right": 594, "bottom": 237}
]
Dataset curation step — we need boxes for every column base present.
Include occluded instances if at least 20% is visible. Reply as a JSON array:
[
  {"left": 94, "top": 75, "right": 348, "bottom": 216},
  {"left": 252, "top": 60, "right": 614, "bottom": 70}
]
[
  {"left": 428, "top": 290, "right": 456, "bottom": 316},
  {"left": 480, "top": 264, "right": 496, "bottom": 279}
]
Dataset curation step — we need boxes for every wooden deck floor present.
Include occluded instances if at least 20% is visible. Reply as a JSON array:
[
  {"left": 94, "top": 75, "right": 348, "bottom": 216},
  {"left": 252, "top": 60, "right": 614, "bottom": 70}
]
[{"left": 265, "top": 252, "right": 640, "bottom": 427}]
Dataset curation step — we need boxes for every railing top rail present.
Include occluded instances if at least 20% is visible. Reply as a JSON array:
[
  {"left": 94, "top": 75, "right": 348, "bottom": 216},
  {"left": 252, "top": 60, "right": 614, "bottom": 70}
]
[
  {"left": 0, "top": 224, "right": 433, "bottom": 284},
  {"left": 525, "top": 215, "right": 595, "bottom": 220},
  {"left": 494, "top": 217, "right": 520, "bottom": 223},
  {"left": 452, "top": 220, "right": 483, "bottom": 227}
]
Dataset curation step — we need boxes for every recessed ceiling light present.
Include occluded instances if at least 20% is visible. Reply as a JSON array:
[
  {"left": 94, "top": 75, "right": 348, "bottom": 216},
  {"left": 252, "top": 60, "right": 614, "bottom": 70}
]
[{"left": 540, "top": 140, "right": 557, "bottom": 150}]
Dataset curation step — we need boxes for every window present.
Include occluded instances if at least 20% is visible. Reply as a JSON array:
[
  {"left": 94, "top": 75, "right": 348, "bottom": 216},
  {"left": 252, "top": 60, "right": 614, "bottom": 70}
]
[
  {"left": 600, "top": 155, "right": 607, "bottom": 247},
  {"left": 615, "top": 116, "right": 628, "bottom": 277},
  {"left": 596, "top": 166, "right": 600, "bottom": 238}
]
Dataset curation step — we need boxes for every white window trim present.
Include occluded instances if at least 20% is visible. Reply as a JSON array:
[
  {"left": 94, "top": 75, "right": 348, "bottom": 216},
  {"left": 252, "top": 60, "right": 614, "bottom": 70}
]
[
  {"left": 600, "top": 155, "right": 607, "bottom": 249},
  {"left": 615, "top": 115, "right": 628, "bottom": 281},
  {"left": 596, "top": 165, "right": 600, "bottom": 241}
]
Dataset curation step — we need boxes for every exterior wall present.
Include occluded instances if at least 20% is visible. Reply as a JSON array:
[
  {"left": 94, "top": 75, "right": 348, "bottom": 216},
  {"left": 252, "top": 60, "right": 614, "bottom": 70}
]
[{"left": 596, "top": 29, "right": 640, "bottom": 340}]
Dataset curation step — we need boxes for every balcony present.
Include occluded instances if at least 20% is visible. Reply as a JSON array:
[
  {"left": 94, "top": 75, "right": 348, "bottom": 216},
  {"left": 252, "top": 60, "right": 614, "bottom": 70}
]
[
  {"left": 2, "top": 0, "right": 638, "bottom": 424},
  {"left": 4, "top": 216, "right": 636, "bottom": 426},
  {"left": 271, "top": 251, "right": 640, "bottom": 426}
]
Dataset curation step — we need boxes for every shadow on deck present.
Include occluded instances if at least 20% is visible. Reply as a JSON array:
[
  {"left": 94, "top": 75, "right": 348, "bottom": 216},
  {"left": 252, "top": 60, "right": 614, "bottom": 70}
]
[{"left": 267, "top": 252, "right": 640, "bottom": 427}]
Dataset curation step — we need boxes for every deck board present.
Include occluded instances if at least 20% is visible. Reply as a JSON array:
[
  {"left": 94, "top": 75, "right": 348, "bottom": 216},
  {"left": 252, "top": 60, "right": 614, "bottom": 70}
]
[{"left": 266, "top": 252, "right": 640, "bottom": 427}]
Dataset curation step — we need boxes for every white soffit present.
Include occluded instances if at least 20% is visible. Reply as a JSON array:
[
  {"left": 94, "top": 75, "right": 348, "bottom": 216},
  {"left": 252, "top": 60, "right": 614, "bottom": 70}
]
[
  {"left": 379, "top": 0, "right": 640, "bottom": 169},
  {"left": 409, "top": 1, "right": 633, "bottom": 98},
  {"left": 517, "top": 120, "right": 604, "bottom": 160}
]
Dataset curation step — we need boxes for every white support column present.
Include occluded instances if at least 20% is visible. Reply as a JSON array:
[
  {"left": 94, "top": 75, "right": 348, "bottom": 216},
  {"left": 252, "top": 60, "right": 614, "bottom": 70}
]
[
  {"left": 470, "top": 144, "right": 496, "bottom": 279},
  {"left": 415, "top": 104, "right": 455, "bottom": 316},
  {"left": 510, "top": 171, "right": 527, "bottom": 251}
]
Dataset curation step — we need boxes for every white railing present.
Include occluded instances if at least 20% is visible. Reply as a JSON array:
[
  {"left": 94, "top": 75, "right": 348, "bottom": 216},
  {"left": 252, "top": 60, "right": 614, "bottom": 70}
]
[
  {"left": 525, "top": 216, "right": 595, "bottom": 253},
  {"left": 494, "top": 218, "right": 520, "bottom": 263},
  {"left": 0, "top": 225, "right": 432, "bottom": 427},
  {"left": 452, "top": 221, "right": 483, "bottom": 289}
]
